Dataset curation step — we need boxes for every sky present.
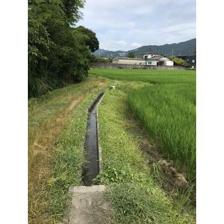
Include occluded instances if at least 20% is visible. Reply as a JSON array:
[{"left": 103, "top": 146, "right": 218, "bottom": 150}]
[{"left": 77, "top": 0, "right": 196, "bottom": 51}]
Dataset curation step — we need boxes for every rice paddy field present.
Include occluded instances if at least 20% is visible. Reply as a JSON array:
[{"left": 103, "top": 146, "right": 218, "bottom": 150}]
[
  {"left": 90, "top": 67, "right": 196, "bottom": 84},
  {"left": 90, "top": 68, "right": 196, "bottom": 181},
  {"left": 128, "top": 84, "right": 196, "bottom": 180}
]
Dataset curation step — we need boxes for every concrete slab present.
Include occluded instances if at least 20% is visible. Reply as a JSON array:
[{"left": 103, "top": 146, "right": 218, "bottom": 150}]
[{"left": 66, "top": 185, "right": 112, "bottom": 224}]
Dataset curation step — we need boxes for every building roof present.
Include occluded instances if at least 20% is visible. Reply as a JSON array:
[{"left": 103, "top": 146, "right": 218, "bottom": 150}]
[
  {"left": 159, "top": 57, "right": 170, "bottom": 61},
  {"left": 151, "top": 55, "right": 162, "bottom": 60},
  {"left": 114, "top": 57, "right": 144, "bottom": 61}
]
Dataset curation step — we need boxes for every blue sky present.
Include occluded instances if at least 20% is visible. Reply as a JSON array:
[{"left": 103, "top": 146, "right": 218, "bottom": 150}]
[{"left": 77, "top": 0, "right": 196, "bottom": 51}]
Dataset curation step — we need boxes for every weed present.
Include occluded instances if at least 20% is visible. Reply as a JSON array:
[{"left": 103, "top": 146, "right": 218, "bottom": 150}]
[{"left": 106, "top": 183, "right": 193, "bottom": 224}]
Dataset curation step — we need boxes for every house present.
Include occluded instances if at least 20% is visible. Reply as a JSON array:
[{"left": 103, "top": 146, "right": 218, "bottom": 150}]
[
  {"left": 143, "top": 53, "right": 155, "bottom": 60},
  {"left": 112, "top": 57, "right": 145, "bottom": 65},
  {"left": 145, "top": 60, "right": 158, "bottom": 66},
  {"left": 143, "top": 54, "right": 174, "bottom": 67},
  {"left": 112, "top": 54, "right": 174, "bottom": 67}
]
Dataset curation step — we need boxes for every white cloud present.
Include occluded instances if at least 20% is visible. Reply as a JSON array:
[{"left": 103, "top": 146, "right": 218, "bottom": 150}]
[
  {"left": 78, "top": 0, "right": 196, "bottom": 50},
  {"left": 131, "top": 42, "right": 142, "bottom": 48},
  {"left": 116, "top": 40, "right": 127, "bottom": 46}
]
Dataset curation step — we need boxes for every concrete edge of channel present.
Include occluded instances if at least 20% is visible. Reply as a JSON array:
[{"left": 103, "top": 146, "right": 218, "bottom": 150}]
[
  {"left": 69, "top": 185, "right": 107, "bottom": 193},
  {"left": 96, "top": 91, "right": 105, "bottom": 175}
]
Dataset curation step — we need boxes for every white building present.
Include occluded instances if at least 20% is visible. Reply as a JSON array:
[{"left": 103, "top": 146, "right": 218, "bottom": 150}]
[
  {"left": 158, "top": 57, "right": 174, "bottom": 66},
  {"left": 112, "top": 58, "right": 145, "bottom": 65},
  {"left": 143, "top": 54, "right": 160, "bottom": 60},
  {"left": 112, "top": 54, "right": 174, "bottom": 67},
  {"left": 145, "top": 60, "right": 158, "bottom": 66},
  {"left": 144, "top": 54, "right": 174, "bottom": 67},
  {"left": 143, "top": 54, "right": 153, "bottom": 60}
]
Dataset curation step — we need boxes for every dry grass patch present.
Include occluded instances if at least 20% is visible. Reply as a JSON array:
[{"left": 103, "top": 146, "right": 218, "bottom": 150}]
[{"left": 29, "top": 95, "right": 84, "bottom": 223}]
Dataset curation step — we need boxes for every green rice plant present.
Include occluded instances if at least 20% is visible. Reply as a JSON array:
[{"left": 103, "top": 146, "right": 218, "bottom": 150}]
[
  {"left": 127, "top": 84, "right": 196, "bottom": 180},
  {"left": 90, "top": 68, "right": 196, "bottom": 84}
]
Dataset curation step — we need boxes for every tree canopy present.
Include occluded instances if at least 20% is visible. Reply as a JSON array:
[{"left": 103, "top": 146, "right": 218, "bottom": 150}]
[
  {"left": 28, "top": 0, "right": 99, "bottom": 97},
  {"left": 75, "top": 26, "right": 99, "bottom": 52},
  {"left": 169, "top": 56, "right": 189, "bottom": 67},
  {"left": 127, "top": 52, "right": 135, "bottom": 58}
]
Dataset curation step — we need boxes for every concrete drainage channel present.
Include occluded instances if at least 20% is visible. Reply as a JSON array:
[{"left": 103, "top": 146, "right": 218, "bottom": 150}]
[
  {"left": 83, "top": 92, "right": 104, "bottom": 186},
  {"left": 67, "top": 92, "right": 111, "bottom": 224}
]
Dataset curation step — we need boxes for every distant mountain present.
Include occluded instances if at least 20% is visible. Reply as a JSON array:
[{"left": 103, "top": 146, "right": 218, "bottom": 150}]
[
  {"left": 94, "top": 39, "right": 196, "bottom": 58},
  {"left": 130, "top": 39, "right": 196, "bottom": 57}
]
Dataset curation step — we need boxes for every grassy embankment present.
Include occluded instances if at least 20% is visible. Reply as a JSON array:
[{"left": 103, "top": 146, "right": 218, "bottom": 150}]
[
  {"left": 29, "top": 78, "right": 107, "bottom": 224},
  {"left": 98, "top": 85, "right": 195, "bottom": 224}
]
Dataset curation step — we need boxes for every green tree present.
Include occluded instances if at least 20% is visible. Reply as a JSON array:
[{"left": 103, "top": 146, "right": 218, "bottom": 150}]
[
  {"left": 28, "top": 0, "right": 98, "bottom": 97},
  {"left": 169, "top": 56, "right": 189, "bottom": 67},
  {"left": 62, "top": 0, "right": 84, "bottom": 24},
  {"left": 75, "top": 26, "right": 99, "bottom": 52},
  {"left": 127, "top": 52, "right": 135, "bottom": 58}
]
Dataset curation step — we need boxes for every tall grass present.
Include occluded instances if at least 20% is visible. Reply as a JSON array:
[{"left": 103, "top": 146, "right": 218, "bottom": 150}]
[{"left": 128, "top": 84, "right": 196, "bottom": 180}]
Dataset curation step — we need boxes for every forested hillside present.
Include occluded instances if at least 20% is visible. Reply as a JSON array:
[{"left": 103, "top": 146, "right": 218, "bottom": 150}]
[
  {"left": 28, "top": 0, "right": 99, "bottom": 97},
  {"left": 130, "top": 38, "right": 196, "bottom": 57},
  {"left": 94, "top": 39, "right": 196, "bottom": 58}
]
